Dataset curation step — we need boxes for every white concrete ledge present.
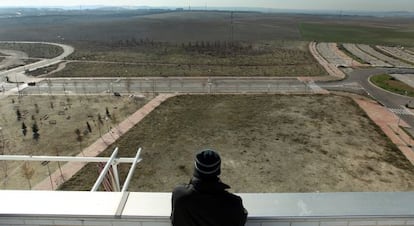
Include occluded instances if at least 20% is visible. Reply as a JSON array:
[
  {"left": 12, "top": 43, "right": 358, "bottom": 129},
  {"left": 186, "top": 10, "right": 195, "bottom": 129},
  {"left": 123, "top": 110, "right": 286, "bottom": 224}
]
[{"left": 0, "top": 191, "right": 413, "bottom": 226}]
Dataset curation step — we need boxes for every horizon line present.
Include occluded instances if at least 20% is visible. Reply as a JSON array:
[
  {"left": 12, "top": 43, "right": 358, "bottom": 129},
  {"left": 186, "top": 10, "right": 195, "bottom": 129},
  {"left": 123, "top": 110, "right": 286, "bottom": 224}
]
[{"left": 0, "top": 5, "right": 413, "bottom": 13}]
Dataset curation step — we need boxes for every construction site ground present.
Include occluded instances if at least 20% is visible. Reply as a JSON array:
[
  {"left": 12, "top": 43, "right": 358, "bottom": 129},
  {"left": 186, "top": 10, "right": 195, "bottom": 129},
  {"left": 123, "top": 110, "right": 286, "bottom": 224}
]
[{"left": 60, "top": 94, "right": 414, "bottom": 193}]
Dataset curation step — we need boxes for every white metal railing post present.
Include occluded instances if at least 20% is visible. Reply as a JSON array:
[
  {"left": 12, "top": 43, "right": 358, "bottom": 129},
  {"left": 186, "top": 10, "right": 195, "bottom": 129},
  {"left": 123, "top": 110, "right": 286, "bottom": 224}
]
[
  {"left": 121, "top": 147, "right": 142, "bottom": 192},
  {"left": 0, "top": 155, "right": 135, "bottom": 163},
  {"left": 0, "top": 148, "right": 144, "bottom": 192},
  {"left": 112, "top": 163, "right": 121, "bottom": 192},
  {"left": 91, "top": 147, "right": 119, "bottom": 192}
]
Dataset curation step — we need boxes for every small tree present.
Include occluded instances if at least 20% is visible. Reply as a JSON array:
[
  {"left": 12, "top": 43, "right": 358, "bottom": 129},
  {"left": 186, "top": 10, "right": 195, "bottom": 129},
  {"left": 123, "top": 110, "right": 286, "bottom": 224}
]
[
  {"left": 75, "top": 129, "right": 84, "bottom": 156},
  {"left": 97, "top": 120, "right": 102, "bottom": 138},
  {"left": 86, "top": 121, "right": 92, "bottom": 133},
  {"left": 16, "top": 109, "right": 21, "bottom": 121},
  {"left": 111, "top": 112, "right": 122, "bottom": 135},
  {"left": 22, "top": 122, "right": 27, "bottom": 136},
  {"left": 21, "top": 162, "right": 35, "bottom": 189},
  {"left": 105, "top": 107, "right": 111, "bottom": 118},
  {"left": 97, "top": 113, "right": 104, "bottom": 125},
  {"left": 75, "top": 128, "right": 81, "bottom": 138},
  {"left": 34, "top": 103, "right": 39, "bottom": 114},
  {"left": 32, "top": 122, "right": 39, "bottom": 141},
  {"left": 55, "top": 149, "right": 65, "bottom": 182}
]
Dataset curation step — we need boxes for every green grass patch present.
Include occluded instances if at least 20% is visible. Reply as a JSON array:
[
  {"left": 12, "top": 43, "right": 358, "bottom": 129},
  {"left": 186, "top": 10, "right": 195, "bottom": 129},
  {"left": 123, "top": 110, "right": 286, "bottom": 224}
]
[
  {"left": 370, "top": 74, "right": 414, "bottom": 97},
  {"left": 300, "top": 23, "right": 414, "bottom": 47}
]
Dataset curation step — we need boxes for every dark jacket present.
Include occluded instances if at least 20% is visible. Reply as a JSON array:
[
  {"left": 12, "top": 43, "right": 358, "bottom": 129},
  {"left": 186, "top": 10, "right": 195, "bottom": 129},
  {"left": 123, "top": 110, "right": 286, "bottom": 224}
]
[{"left": 171, "top": 177, "right": 247, "bottom": 226}]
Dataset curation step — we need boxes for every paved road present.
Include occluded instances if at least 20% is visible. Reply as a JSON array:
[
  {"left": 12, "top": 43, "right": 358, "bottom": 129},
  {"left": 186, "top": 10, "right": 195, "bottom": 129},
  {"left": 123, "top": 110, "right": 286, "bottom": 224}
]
[
  {"left": 318, "top": 67, "right": 414, "bottom": 132},
  {"left": 19, "top": 77, "right": 315, "bottom": 95},
  {"left": 0, "top": 41, "right": 74, "bottom": 83}
]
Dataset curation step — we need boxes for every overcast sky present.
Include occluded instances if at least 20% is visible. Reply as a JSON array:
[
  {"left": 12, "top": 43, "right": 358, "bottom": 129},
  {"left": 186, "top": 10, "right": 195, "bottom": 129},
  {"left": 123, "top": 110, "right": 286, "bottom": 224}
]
[{"left": 1, "top": 0, "right": 414, "bottom": 11}]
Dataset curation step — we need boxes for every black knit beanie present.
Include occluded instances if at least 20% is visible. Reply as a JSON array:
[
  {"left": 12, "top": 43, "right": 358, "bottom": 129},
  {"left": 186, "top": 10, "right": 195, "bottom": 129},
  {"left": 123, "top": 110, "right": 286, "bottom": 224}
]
[{"left": 193, "top": 149, "right": 221, "bottom": 179}]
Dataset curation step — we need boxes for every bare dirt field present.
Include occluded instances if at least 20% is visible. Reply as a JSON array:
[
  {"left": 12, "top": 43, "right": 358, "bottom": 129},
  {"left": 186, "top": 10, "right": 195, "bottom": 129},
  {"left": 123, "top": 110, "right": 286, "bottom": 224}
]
[
  {"left": 49, "top": 41, "right": 326, "bottom": 77},
  {"left": 60, "top": 94, "right": 414, "bottom": 193},
  {"left": 0, "top": 95, "right": 150, "bottom": 189}
]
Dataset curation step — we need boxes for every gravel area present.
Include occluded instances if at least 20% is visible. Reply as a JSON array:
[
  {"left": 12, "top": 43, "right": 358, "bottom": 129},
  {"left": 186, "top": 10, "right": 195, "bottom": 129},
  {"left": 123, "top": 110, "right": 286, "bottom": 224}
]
[
  {"left": 377, "top": 46, "right": 414, "bottom": 65},
  {"left": 357, "top": 44, "right": 412, "bottom": 68},
  {"left": 316, "top": 42, "right": 349, "bottom": 66},
  {"left": 343, "top": 43, "right": 391, "bottom": 67}
]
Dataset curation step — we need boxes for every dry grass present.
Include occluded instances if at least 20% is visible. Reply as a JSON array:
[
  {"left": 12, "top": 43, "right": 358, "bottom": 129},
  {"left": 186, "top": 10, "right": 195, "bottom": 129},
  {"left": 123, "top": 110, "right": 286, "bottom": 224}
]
[
  {"left": 51, "top": 61, "right": 324, "bottom": 77},
  {"left": 26, "top": 63, "right": 60, "bottom": 77},
  {"left": 60, "top": 94, "right": 414, "bottom": 193},
  {"left": 51, "top": 41, "right": 326, "bottom": 77}
]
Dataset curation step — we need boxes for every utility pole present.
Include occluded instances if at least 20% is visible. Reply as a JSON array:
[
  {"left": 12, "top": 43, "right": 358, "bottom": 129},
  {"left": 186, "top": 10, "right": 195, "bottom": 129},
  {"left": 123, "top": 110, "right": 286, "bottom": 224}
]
[
  {"left": 0, "top": 127, "right": 4, "bottom": 154},
  {"left": 14, "top": 74, "right": 20, "bottom": 95},
  {"left": 230, "top": 12, "right": 234, "bottom": 44}
]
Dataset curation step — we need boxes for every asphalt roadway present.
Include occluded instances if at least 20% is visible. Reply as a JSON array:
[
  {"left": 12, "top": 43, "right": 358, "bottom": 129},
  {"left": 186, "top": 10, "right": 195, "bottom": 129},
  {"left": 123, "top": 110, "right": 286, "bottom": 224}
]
[
  {"left": 18, "top": 77, "right": 313, "bottom": 95},
  {"left": 318, "top": 67, "right": 414, "bottom": 133}
]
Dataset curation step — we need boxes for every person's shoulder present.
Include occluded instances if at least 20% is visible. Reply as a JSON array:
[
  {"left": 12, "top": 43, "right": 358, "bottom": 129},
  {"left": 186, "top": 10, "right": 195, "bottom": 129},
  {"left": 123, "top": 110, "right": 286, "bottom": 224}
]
[
  {"left": 173, "top": 183, "right": 192, "bottom": 192},
  {"left": 228, "top": 191, "right": 242, "bottom": 199},
  {"left": 222, "top": 191, "right": 244, "bottom": 204},
  {"left": 172, "top": 184, "right": 194, "bottom": 200}
]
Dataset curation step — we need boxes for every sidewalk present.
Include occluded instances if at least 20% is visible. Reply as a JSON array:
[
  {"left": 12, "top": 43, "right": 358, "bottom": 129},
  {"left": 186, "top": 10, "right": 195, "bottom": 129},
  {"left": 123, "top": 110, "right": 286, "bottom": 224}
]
[
  {"left": 308, "top": 42, "right": 346, "bottom": 80},
  {"left": 34, "top": 94, "right": 176, "bottom": 190},
  {"left": 353, "top": 97, "right": 414, "bottom": 165},
  {"left": 297, "top": 77, "right": 330, "bottom": 94}
]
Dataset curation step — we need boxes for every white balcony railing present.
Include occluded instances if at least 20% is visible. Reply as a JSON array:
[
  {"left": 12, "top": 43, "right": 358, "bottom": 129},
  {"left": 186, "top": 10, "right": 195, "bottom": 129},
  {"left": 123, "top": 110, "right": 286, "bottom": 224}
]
[{"left": 0, "top": 191, "right": 413, "bottom": 226}]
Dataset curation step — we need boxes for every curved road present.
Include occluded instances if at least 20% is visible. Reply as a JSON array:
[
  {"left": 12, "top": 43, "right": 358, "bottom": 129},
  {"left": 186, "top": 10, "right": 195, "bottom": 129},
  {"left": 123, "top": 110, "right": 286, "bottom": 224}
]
[
  {"left": 318, "top": 67, "right": 414, "bottom": 132},
  {"left": 0, "top": 41, "right": 74, "bottom": 83}
]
